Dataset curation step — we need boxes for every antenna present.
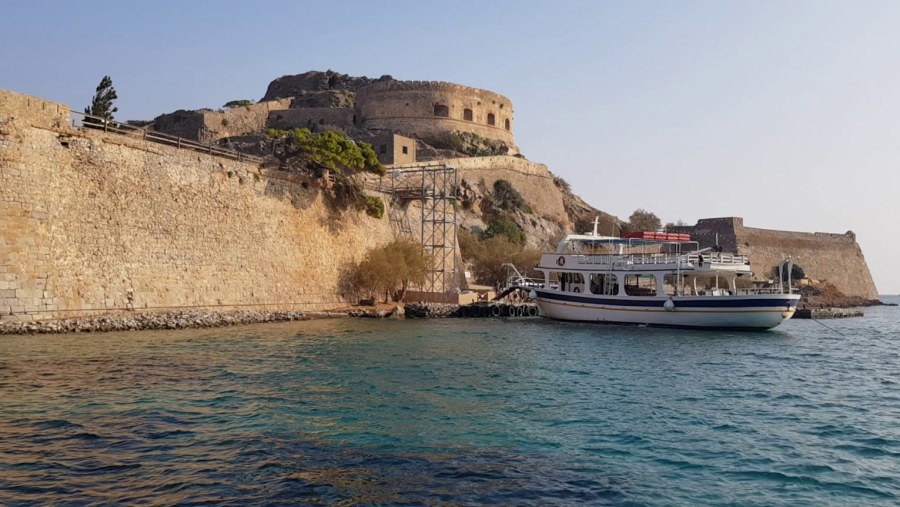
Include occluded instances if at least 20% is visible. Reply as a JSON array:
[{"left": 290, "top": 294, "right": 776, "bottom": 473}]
[{"left": 592, "top": 216, "right": 600, "bottom": 236}]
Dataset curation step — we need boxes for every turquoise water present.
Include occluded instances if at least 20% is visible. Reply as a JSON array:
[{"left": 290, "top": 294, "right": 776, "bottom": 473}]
[{"left": 2, "top": 298, "right": 899, "bottom": 505}]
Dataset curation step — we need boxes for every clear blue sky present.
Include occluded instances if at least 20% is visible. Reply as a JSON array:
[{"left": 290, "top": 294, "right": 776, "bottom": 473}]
[{"left": 3, "top": 1, "right": 899, "bottom": 294}]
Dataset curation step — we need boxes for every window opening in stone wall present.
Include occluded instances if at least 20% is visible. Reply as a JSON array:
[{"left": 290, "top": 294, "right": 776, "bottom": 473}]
[
  {"left": 463, "top": 108, "right": 473, "bottom": 121},
  {"left": 402, "top": 146, "right": 408, "bottom": 155},
  {"left": 487, "top": 113, "right": 495, "bottom": 126},
  {"left": 434, "top": 104, "right": 449, "bottom": 117},
  {"left": 505, "top": 118, "right": 510, "bottom": 130},
  {"left": 500, "top": 104, "right": 504, "bottom": 109},
  {"left": 352, "top": 114, "right": 357, "bottom": 125},
  {"left": 380, "top": 144, "right": 387, "bottom": 154}
]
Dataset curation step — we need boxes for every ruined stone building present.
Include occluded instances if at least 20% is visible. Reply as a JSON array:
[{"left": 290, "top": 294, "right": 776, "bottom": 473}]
[{"left": 152, "top": 70, "right": 518, "bottom": 165}]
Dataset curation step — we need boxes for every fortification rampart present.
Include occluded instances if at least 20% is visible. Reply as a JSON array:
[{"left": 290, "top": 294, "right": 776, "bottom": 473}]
[
  {"left": 356, "top": 81, "right": 516, "bottom": 151},
  {"left": 1, "top": 89, "right": 392, "bottom": 322},
  {"left": 392, "top": 156, "right": 566, "bottom": 226},
  {"left": 152, "top": 74, "right": 518, "bottom": 156},
  {"left": 153, "top": 98, "right": 293, "bottom": 143},
  {"left": 677, "top": 217, "right": 878, "bottom": 299},
  {"left": 267, "top": 107, "right": 354, "bottom": 131}
]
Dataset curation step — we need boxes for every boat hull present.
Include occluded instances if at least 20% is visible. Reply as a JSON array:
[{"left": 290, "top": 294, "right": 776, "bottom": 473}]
[{"left": 533, "top": 290, "right": 801, "bottom": 330}]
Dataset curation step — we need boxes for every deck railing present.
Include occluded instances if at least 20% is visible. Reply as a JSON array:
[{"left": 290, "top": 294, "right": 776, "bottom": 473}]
[
  {"left": 562, "top": 251, "right": 750, "bottom": 268},
  {"left": 70, "top": 111, "right": 266, "bottom": 164}
]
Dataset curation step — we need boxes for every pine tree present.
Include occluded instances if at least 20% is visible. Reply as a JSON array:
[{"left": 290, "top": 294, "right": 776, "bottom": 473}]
[{"left": 84, "top": 75, "right": 118, "bottom": 126}]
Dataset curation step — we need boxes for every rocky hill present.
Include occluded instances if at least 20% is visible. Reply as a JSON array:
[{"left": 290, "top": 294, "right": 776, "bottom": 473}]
[{"left": 262, "top": 70, "right": 392, "bottom": 102}]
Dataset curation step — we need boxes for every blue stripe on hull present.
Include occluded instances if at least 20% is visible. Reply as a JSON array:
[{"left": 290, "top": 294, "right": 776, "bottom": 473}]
[
  {"left": 540, "top": 316, "right": 776, "bottom": 331},
  {"left": 535, "top": 290, "right": 798, "bottom": 309}
]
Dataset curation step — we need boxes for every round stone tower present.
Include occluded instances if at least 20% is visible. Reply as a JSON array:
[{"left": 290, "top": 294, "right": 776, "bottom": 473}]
[{"left": 355, "top": 80, "right": 517, "bottom": 153}]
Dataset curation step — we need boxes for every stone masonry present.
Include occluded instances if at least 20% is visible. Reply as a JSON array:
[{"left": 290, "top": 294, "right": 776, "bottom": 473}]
[
  {"left": 672, "top": 217, "right": 878, "bottom": 299},
  {"left": 0, "top": 89, "right": 393, "bottom": 322}
]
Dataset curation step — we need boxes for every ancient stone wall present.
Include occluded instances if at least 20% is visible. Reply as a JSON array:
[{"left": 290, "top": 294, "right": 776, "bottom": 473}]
[
  {"left": 356, "top": 81, "right": 517, "bottom": 152},
  {"left": 677, "top": 217, "right": 878, "bottom": 299},
  {"left": 1, "top": 90, "right": 393, "bottom": 322},
  {"left": 266, "top": 107, "right": 355, "bottom": 131},
  {"left": 153, "top": 98, "right": 293, "bottom": 143},
  {"left": 392, "top": 156, "right": 568, "bottom": 229}
]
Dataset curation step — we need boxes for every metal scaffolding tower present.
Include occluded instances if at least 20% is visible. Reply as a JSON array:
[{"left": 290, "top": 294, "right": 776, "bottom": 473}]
[{"left": 386, "top": 165, "right": 458, "bottom": 293}]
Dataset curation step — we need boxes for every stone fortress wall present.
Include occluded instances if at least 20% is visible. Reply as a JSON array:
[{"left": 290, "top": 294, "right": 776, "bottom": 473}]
[
  {"left": 671, "top": 217, "right": 878, "bottom": 299},
  {"left": 2, "top": 86, "right": 882, "bottom": 325},
  {"left": 153, "top": 98, "right": 293, "bottom": 145},
  {"left": 392, "top": 156, "right": 564, "bottom": 224},
  {"left": 0, "top": 90, "right": 393, "bottom": 322},
  {"left": 355, "top": 80, "right": 517, "bottom": 152},
  {"left": 152, "top": 73, "right": 518, "bottom": 154}
]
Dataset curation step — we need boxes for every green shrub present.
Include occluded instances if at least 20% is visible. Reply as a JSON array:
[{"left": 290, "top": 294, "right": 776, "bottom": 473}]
[
  {"left": 266, "top": 128, "right": 290, "bottom": 137},
  {"left": 223, "top": 99, "right": 253, "bottom": 108},
  {"left": 483, "top": 215, "right": 526, "bottom": 245},
  {"left": 491, "top": 179, "right": 529, "bottom": 212},
  {"left": 462, "top": 233, "right": 541, "bottom": 287},
  {"left": 350, "top": 239, "right": 429, "bottom": 302},
  {"left": 287, "top": 128, "right": 384, "bottom": 176},
  {"left": 365, "top": 196, "right": 385, "bottom": 219}
]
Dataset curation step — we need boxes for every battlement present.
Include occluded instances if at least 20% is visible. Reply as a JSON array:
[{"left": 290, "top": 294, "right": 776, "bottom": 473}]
[
  {"left": 0, "top": 89, "right": 70, "bottom": 131},
  {"left": 358, "top": 80, "right": 513, "bottom": 103}
]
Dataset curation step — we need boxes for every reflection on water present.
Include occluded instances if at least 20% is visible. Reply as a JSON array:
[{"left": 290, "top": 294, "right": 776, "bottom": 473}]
[{"left": 2, "top": 303, "right": 900, "bottom": 505}]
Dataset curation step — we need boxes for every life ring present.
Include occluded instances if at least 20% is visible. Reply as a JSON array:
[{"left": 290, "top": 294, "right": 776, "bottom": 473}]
[{"left": 557, "top": 256, "right": 566, "bottom": 266}]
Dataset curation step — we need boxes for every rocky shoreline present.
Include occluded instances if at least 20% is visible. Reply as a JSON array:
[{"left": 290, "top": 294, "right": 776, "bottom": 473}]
[
  {"left": 0, "top": 309, "right": 348, "bottom": 335},
  {"left": 0, "top": 302, "right": 536, "bottom": 334}
]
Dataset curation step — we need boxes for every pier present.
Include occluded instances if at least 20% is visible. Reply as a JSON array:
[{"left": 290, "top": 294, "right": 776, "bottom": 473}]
[
  {"left": 404, "top": 302, "right": 539, "bottom": 318},
  {"left": 794, "top": 308, "right": 864, "bottom": 319}
]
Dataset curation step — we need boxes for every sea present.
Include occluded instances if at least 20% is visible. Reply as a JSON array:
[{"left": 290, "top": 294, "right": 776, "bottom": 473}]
[{"left": 1, "top": 296, "right": 898, "bottom": 506}]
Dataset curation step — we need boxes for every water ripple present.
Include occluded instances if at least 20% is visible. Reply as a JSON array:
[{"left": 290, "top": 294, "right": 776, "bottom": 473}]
[{"left": 2, "top": 300, "right": 900, "bottom": 505}]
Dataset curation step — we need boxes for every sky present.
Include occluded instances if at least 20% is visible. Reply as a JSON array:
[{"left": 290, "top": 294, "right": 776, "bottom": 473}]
[{"left": 2, "top": 0, "right": 899, "bottom": 294}]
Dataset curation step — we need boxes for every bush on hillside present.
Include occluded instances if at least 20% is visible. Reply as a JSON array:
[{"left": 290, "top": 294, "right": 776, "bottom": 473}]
[
  {"left": 349, "top": 239, "right": 429, "bottom": 302},
  {"left": 482, "top": 215, "right": 526, "bottom": 245}
]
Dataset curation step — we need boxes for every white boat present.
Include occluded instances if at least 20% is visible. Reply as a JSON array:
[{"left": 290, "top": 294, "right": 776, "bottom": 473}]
[{"left": 529, "top": 220, "right": 801, "bottom": 330}]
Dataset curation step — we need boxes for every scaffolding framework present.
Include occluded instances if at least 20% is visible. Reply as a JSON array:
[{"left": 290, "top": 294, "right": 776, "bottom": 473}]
[{"left": 385, "top": 165, "right": 458, "bottom": 293}]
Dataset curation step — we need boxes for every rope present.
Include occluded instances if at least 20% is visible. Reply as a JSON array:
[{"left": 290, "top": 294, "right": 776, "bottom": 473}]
[{"left": 811, "top": 317, "right": 846, "bottom": 337}]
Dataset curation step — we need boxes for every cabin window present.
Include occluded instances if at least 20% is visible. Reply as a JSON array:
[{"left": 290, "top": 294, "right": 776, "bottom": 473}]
[
  {"left": 663, "top": 275, "right": 681, "bottom": 296},
  {"left": 590, "top": 273, "right": 619, "bottom": 295},
  {"left": 463, "top": 108, "right": 473, "bottom": 121},
  {"left": 559, "top": 272, "right": 585, "bottom": 293},
  {"left": 434, "top": 104, "right": 449, "bottom": 117},
  {"left": 624, "top": 274, "right": 657, "bottom": 296},
  {"left": 487, "top": 113, "right": 496, "bottom": 126}
]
